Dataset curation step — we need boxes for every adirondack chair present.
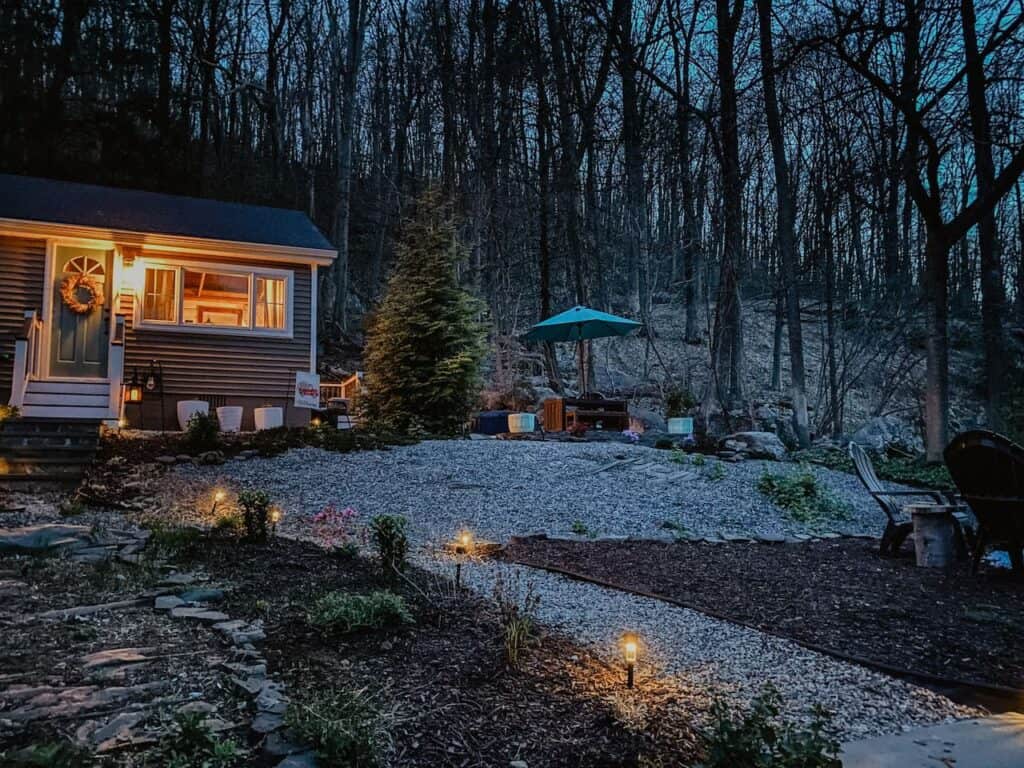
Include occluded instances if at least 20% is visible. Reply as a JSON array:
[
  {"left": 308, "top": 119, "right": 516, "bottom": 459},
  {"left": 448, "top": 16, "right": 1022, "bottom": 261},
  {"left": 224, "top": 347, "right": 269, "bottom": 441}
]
[
  {"left": 848, "top": 441, "right": 959, "bottom": 556},
  {"left": 944, "top": 430, "right": 1024, "bottom": 574}
]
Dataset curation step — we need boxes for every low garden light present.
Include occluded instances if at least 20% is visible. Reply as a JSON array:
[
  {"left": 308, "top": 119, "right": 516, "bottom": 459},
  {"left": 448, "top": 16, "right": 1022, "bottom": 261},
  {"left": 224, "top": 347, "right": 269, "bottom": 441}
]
[
  {"left": 211, "top": 489, "right": 226, "bottom": 516},
  {"left": 311, "top": 417, "right": 322, "bottom": 428},
  {"left": 270, "top": 506, "right": 283, "bottom": 533},
  {"left": 457, "top": 530, "right": 473, "bottom": 554},
  {"left": 622, "top": 632, "right": 639, "bottom": 689}
]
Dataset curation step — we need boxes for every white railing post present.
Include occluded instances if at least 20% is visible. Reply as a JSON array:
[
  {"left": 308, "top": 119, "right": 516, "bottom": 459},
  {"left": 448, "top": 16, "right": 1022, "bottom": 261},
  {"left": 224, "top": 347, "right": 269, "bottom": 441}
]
[
  {"left": 108, "top": 315, "right": 126, "bottom": 420},
  {"left": 10, "top": 310, "right": 38, "bottom": 408}
]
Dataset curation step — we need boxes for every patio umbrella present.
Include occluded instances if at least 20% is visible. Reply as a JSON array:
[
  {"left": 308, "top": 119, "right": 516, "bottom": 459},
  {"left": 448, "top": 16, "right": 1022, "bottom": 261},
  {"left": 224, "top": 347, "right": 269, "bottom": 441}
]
[{"left": 523, "top": 305, "right": 642, "bottom": 394}]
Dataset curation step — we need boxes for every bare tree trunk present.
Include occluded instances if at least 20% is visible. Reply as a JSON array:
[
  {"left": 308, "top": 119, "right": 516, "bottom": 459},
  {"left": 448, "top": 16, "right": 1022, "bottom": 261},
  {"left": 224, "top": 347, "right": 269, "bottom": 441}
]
[{"left": 756, "top": 0, "right": 809, "bottom": 446}]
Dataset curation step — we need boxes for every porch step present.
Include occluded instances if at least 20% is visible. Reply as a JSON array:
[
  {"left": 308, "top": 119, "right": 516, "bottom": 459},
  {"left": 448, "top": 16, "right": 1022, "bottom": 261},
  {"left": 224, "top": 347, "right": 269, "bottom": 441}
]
[
  {"left": 24, "top": 392, "right": 109, "bottom": 408},
  {"left": 19, "top": 405, "right": 113, "bottom": 420},
  {"left": 26, "top": 380, "right": 109, "bottom": 396},
  {"left": 0, "top": 417, "right": 102, "bottom": 488}
]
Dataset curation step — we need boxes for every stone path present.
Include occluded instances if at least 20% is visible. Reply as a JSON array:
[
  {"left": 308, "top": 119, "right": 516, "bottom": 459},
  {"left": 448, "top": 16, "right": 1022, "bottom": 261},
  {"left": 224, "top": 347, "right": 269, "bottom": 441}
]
[{"left": 840, "top": 713, "right": 1024, "bottom": 767}]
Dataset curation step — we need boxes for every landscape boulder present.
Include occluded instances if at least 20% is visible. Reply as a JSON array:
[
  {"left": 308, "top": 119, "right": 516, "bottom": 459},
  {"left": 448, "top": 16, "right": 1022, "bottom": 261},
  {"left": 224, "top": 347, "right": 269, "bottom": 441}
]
[
  {"left": 851, "top": 416, "right": 923, "bottom": 454},
  {"left": 720, "top": 431, "right": 788, "bottom": 461},
  {"left": 629, "top": 408, "right": 667, "bottom": 433},
  {"left": 0, "top": 524, "right": 93, "bottom": 554}
]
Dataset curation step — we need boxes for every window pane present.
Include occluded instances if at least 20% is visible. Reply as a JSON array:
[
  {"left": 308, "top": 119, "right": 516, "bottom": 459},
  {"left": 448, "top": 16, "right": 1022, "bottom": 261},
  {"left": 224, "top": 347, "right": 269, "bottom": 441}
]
[
  {"left": 142, "top": 268, "right": 176, "bottom": 322},
  {"left": 182, "top": 269, "right": 249, "bottom": 327},
  {"left": 256, "top": 277, "right": 286, "bottom": 330}
]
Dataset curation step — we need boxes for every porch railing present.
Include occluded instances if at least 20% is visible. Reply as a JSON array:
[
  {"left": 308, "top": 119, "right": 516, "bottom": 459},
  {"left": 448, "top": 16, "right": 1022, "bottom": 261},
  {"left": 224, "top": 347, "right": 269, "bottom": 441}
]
[
  {"left": 10, "top": 310, "right": 42, "bottom": 408},
  {"left": 108, "top": 314, "right": 126, "bottom": 420}
]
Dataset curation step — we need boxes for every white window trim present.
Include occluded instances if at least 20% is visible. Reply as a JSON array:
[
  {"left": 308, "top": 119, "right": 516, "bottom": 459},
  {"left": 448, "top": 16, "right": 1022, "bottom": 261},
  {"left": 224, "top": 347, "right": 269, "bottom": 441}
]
[{"left": 134, "top": 257, "right": 294, "bottom": 339}]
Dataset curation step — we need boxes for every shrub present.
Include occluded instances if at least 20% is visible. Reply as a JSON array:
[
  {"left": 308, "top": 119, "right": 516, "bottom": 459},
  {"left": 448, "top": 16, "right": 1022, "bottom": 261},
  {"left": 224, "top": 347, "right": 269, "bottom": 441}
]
[
  {"left": 369, "top": 514, "right": 408, "bottom": 576},
  {"left": 311, "top": 504, "right": 364, "bottom": 556},
  {"left": 700, "top": 686, "right": 840, "bottom": 768},
  {"left": 308, "top": 590, "right": 414, "bottom": 633},
  {"left": 145, "top": 521, "right": 204, "bottom": 560},
  {"left": 692, "top": 453, "right": 706, "bottom": 467},
  {"left": 211, "top": 510, "right": 244, "bottom": 537},
  {"left": 160, "top": 711, "right": 241, "bottom": 768},
  {"left": 285, "top": 688, "right": 386, "bottom": 767},
  {"left": 184, "top": 411, "right": 220, "bottom": 453},
  {"left": 655, "top": 438, "right": 675, "bottom": 450},
  {"left": 669, "top": 448, "right": 687, "bottom": 463},
  {"left": 237, "top": 490, "right": 272, "bottom": 542},
  {"left": 664, "top": 387, "right": 695, "bottom": 418},
  {"left": 571, "top": 519, "right": 593, "bottom": 537},
  {"left": 758, "top": 465, "right": 851, "bottom": 523},
  {"left": 706, "top": 461, "right": 726, "bottom": 482},
  {"left": 361, "top": 189, "right": 487, "bottom": 435},
  {"left": 493, "top": 572, "right": 540, "bottom": 667}
]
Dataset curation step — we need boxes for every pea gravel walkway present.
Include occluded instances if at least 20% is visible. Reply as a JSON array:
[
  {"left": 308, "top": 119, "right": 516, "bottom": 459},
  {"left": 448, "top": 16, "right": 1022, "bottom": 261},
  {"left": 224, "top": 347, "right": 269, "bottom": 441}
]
[{"left": 175, "top": 440, "right": 979, "bottom": 739}]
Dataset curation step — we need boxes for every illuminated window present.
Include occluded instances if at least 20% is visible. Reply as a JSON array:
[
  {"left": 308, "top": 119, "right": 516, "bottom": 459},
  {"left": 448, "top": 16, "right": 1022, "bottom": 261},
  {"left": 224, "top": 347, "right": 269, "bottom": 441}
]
[
  {"left": 142, "top": 268, "right": 177, "bottom": 322},
  {"left": 183, "top": 269, "right": 250, "bottom": 327},
  {"left": 136, "top": 261, "right": 292, "bottom": 335},
  {"left": 256, "top": 277, "right": 286, "bottom": 330}
]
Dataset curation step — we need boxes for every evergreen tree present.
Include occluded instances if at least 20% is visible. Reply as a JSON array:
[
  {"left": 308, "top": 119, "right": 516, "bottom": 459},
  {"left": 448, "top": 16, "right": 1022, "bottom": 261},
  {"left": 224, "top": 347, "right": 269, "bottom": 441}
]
[{"left": 361, "top": 190, "right": 486, "bottom": 434}]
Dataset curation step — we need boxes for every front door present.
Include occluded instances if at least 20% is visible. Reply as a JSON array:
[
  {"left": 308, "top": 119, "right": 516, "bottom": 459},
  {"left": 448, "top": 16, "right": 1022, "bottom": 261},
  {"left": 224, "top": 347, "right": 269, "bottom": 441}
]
[{"left": 49, "top": 246, "right": 113, "bottom": 378}]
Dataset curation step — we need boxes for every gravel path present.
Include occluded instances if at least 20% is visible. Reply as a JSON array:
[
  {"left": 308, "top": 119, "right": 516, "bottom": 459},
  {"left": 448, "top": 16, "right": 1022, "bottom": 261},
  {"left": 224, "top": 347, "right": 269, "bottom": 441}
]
[
  {"left": 173, "top": 440, "right": 977, "bottom": 739},
  {"left": 178, "top": 439, "right": 894, "bottom": 542},
  {"left": 450, "top": 558, "right": 977, "bottom": 741}
]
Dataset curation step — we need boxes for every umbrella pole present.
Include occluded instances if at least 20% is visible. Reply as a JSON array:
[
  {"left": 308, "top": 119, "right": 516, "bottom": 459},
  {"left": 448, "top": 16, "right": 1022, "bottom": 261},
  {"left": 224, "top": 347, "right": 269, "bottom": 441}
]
[{"left": 577, "top": 340, "right": 587, "bottom": 396}]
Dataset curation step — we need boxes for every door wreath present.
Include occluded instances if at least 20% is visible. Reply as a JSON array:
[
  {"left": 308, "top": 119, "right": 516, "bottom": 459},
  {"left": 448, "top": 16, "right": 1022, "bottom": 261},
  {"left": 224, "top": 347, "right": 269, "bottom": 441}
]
[{"left": 60, "top": 273, "right": 105, "bottom": 315}]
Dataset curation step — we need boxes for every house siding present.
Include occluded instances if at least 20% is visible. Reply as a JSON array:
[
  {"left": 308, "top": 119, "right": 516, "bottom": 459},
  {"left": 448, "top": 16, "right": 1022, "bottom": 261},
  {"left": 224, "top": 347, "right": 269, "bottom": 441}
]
[
  {"left": 0, "top": 236, "right": 47, "bottom": 403},
  {"left": 121, "top": 252, "right": 313, "bottom": 430}
]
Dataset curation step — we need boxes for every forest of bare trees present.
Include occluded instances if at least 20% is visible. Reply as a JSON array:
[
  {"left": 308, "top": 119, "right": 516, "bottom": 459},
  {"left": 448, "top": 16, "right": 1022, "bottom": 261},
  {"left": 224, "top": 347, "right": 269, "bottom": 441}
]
[{"left": 2, "top": 0, "right": 1024, "bottom": 458}]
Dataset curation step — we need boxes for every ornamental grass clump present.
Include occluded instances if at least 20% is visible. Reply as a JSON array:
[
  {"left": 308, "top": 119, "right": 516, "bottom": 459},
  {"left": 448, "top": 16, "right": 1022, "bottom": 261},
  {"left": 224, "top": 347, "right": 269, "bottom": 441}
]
[
  {"left": 307, "top": 591, "right": 413, "bottom": 634},
  {"left": 757, "top": 465, "right": 851, "bottom": 523},
  {"left": 237, "top": 490, "right": 272, "bottom": 542},
  {"left": 369, "top": 514, "right": 409, "bottom": 577},
  {"left": 285, "top": 688, "right": 387, "bottom": 767},
  {"left": 360, "top": 189, "right": 487, "bottom": 435},
  {"left": 493, "top": 572, "right": 540, "bottom": 668}
]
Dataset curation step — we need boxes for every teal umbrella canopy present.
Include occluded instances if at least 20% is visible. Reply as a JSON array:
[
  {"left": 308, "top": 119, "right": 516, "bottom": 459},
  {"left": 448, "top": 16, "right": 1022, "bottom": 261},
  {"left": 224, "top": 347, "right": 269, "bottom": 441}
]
[{"left": 523, "top": 305, "right": 642, "bottom": 343}]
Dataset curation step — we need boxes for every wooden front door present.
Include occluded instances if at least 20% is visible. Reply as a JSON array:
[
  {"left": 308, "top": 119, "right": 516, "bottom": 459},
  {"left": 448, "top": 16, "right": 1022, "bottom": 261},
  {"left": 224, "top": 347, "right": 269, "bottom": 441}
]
[{"left": 49, "top": 246, "right": 113, "bottom": 378}]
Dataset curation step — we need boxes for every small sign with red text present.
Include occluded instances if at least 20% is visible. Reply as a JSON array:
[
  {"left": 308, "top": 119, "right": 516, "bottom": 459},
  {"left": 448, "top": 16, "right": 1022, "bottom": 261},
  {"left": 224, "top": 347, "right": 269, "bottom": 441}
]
[{"left": 294, "top": 371, "right": 320, "bottom": 409}]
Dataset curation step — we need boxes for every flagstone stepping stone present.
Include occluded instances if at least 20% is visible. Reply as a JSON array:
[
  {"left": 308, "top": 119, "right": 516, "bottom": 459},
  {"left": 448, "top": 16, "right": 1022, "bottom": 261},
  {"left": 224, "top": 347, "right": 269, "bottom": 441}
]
[
  {"left": 177, "top": 701, "right": 216, "bottom": 715},
  {"left": 159, "top": 571, "right": 208, "bottom": 586},
  {"left": 91, "top": 711, "right": 146, "bottom": 744},
  {"left": 6, "top": 682, "right": 168, "bottom": 721},
  {"left": 264, "top": 731, "right": 312, "bottom": 757},
  {"left": 221, "top": 661, "right": 267, "bottom": 678},
  {"left": 169, "top": 606, "right": 230, "bottom": 623},
  {"left": 232, "top": 676, "right": 267, "bottom": 696},
  {"left": 154, "top": 595, "right": 185, "bottom": 611},
  {"left": 179, "top": 587, "right": 225, "bottom": 603},
  {"left": 756, "top": 534, "right": 787, "bottom": 544},
  {"left": 276, "top": 752, "right": 318, "bottom": 768},
  {"left": 72, "top": 546, "right": 117, "bottom": 563},
  {"left": 81, "top": 648, "right": 155, "bottom": 670},
  {"left": 252, "top": 711, "right": 285, "bottom": 734},
  {"left": 37, "top": 597, "right": 150, "bottom": 620},
  {"left": 0, "top": 524, "right": 93, "bottom": 553}
]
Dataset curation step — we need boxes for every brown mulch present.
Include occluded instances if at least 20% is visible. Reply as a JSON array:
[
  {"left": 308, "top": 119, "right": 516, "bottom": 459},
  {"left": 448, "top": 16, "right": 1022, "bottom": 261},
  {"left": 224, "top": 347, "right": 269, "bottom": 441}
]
[
  {"left": 504, "top": 537, "right": 1024, "bottom": 691},
  {"left": 196, "top": 537, "right": 704, "bottom": 767}
]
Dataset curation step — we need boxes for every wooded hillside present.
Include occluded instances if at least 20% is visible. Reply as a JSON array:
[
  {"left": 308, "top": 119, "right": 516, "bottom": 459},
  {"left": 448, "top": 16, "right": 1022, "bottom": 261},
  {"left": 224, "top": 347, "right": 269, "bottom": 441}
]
[{"left": 2, "top": 0, "right": 1023, "bottom": 454}]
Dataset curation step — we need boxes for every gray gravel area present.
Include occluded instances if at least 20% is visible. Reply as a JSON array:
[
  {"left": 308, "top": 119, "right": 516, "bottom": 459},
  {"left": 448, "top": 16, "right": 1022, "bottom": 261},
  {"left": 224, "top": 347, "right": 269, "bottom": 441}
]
[
  {"left": 177, "top": 439, "right": 895, "bottom": 542},
  {"left": 451, "top": 558, "right": 977, "bottom": 741},
  {"left": 171, "top": 439, "right": 977, "bottom": 739}
]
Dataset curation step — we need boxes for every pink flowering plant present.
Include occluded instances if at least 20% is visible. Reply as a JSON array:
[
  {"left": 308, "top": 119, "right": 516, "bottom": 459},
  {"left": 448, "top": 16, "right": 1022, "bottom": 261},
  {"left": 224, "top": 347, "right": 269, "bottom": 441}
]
[{"left": 311, "top": 503, "right": 366, "bottom": 557}]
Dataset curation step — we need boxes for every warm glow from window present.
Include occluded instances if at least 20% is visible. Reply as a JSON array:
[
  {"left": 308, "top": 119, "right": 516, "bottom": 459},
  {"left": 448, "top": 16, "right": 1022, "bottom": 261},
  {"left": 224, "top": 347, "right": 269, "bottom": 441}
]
[
  {"left": 183, "top": 269, "right": 249, "bottom": 327},
  {"left": 256, "top": 276, "right": 286, "bottom": 330},
  {"left": 137, "top": 262, "right": 291, "bottom": 334},
  {"left": 142, "top": 267, "right": 177, "bottom": 322}
]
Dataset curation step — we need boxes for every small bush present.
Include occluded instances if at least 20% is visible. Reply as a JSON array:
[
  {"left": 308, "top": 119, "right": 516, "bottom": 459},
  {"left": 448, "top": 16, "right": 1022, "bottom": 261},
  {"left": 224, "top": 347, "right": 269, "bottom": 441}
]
[
  {"left": 160, "top": 711, "right": 242, "bottom": 768},
  {"left": 699, "top": 686, "right": 840, "bottom": 768},
  {"left": 493, "top": 572, "right": 540, "bottom": 667},
  {"left": 758, "top": 465, "right": 851, "bottom": 523},
  {"left": 211, "top": 510, "right": 244, "bottom": 537},
  {"left": 369, "top": 514, "right": 408, "bottom": 576},
  {"left": 706, "top": 461, "right": 726, "bottom": 482},
  {"left": 286, "top": 688, "right": 386, "bottom": 767},
  {"left": 664, "top": 387, "right": 695, "bottom": 418},
  {"left": 145, "top": 521, "right": 205, "bottom": 560},
  {"left": 691, "top": 453, "right": 706, "bottom": 467},
  {"left": 571, "top": 519, "right": 593, "bottom": 537},
  {"left": 0, "top": 741, "right": 92, "bottom": 767},
  {"left": 655, "top": 438, "right": 675, "bottom": 450},
  {"left": 184, "top": 411, "right": 220, "bottom": 453},
  {"left": 308, "top": 590, "right": 414, "bottom": 633},
  {"left": 237, "top": 490, "right": 272, "bottom": 542}
]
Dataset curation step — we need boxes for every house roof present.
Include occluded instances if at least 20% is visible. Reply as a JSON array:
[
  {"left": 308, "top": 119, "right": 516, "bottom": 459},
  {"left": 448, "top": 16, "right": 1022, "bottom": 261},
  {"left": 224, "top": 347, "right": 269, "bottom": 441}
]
[{"left": 0, "top": 174, "right": 335, "bottom": 255}]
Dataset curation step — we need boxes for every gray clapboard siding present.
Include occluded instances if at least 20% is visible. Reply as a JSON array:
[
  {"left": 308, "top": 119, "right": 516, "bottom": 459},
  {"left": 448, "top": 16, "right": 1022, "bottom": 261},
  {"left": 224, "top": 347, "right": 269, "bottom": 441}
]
[{"left": 0, "top": 236, "right": 47, "bottom": 403}]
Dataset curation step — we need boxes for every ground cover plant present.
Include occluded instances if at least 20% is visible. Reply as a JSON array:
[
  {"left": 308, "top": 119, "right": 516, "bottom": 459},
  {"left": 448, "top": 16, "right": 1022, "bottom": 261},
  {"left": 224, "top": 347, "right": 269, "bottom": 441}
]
[
  {"left": 792, "top": 447, "right": 953, "bottom": 490},
  {"left": 285, "top": 687, "right": 387, "bottom": 766},
  {"left": 757, "top": 466, "right": 850, "bottom": 523},
  {"left": 308, "top": 590, "right": 414, "bottom": 633}
]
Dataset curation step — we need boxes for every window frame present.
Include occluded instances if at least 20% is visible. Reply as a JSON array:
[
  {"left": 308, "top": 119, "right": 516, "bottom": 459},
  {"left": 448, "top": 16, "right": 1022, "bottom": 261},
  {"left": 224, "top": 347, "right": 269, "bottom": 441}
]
[{"left": 134, "top": 257, "right": 294, "bottom": 339}]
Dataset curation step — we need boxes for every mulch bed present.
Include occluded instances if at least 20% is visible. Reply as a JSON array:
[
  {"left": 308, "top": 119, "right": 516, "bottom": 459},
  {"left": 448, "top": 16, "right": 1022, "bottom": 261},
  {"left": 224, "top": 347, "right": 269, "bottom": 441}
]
[
  {"left": 196, "top": 537, "right": 703, "bottom": 767},
  {"left": 504, "top": 537, "right": 1024, "bottom": 691}
]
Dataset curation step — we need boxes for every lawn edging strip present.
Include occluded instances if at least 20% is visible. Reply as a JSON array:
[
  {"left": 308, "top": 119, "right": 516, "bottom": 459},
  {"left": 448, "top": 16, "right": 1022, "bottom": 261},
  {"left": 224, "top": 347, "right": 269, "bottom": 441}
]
[{"left": 506, "top": 550, "right": 1024, "bottom": 710}]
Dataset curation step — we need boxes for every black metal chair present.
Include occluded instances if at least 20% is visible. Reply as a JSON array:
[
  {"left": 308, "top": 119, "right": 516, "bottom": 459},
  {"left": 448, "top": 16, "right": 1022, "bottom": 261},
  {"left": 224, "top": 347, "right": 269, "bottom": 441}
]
[
  {"left": 944, "top": 430, "right": 1024, "bottom": 574},
  {"left": 848, "top": 441, "right": 963, "bottom": 556}
]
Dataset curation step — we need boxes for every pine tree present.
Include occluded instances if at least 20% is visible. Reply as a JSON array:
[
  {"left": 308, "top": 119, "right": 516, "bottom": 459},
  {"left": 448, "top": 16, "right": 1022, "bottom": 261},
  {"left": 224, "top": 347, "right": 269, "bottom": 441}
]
[{"left": 361, "top": 190, "right": 486, "bottom": 434}]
